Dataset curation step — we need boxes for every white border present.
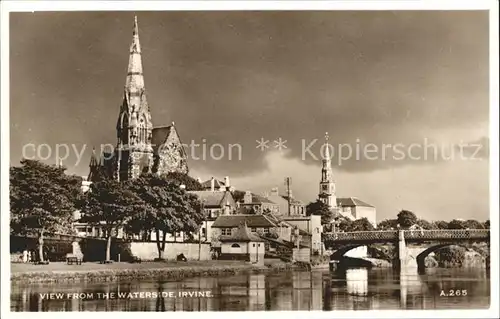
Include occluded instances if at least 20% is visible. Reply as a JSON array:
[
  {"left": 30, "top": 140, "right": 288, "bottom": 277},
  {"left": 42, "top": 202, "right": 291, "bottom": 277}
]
[{"left": 1, "top": 1, "right": 498, "bottom": 319}]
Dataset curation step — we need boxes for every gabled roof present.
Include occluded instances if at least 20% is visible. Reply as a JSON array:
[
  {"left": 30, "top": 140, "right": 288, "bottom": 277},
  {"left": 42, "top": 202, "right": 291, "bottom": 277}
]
[
  {"left": 212, "top": 215, "right": 277, "bottom": 228},
  {"left": 201, "top": 179, "right": 226, "bottom": 189},
  {"left": 219, "top": 222, "right": 264, "bottom": 242},
  {"left": 151, "top": 125, "right": 187, "bottom": 155},
  {"left": 187, "top": 191, "right": 232, "bottom": 208},
  {"left": 337, "top": 197, "right": 375, "bottom": 208},
  {"left": 242, "top": 193, "right": 277, "bottom": 205}
]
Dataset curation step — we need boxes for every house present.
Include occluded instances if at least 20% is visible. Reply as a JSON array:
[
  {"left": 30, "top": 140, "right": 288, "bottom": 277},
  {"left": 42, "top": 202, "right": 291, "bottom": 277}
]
[
  {"left": 187, "top": 190, "right": 237, "bottom": 242},
  {"left": 211, "top": 215, "right": 277, "bottom": 239},
  {"left": 239, "top": 191, "right": 280, "bottom": 214},
  {"left": 281, "top": 215, "right": 322, "bottom": 254},
  {"left": 200, "top": 176, "right": 235, "bottom": 192},
  {"left": 218, "top": 222, "right": 265, "bottom": 265},
  {"left": 337, "top": 197, "right": 377, "bottom": 226},
  {"left": 266, "top": 187, "right": 306, "bottom": 217}
]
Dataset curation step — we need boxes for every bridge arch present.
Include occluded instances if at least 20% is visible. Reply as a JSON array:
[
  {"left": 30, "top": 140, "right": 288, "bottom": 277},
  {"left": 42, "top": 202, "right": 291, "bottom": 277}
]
[
  {"left": 330, "top": 244, "right": 365, "bottom": 260},
  {"left": 415, "top": 243, "right": 483, "bottom": 269}
]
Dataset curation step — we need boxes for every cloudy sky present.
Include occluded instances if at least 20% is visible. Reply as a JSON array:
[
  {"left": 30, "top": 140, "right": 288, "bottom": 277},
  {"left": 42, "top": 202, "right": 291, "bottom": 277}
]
[{"left": 10, "top": 11, "right": 490, "bottom": 221}]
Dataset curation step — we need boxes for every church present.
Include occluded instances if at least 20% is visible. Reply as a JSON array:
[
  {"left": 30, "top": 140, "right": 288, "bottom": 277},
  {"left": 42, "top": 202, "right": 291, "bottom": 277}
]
[
  {"left": 87, "top": 16, "right": 188, "bottom": 183},
  {"left": 317, "top": 133, "right": 377, "bottom": 226}
]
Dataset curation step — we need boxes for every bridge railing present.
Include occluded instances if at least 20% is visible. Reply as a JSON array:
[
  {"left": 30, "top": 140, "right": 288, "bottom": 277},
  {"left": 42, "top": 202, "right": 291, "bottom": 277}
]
[
  {"left": 402, "top": 229, "right": 490, "bottom": 240},
  {"left": 323, "top": 230, "right": 398, "bottom": 242},
  {"left": 323, "top": 229, "right": 490, "bottom": 243}
]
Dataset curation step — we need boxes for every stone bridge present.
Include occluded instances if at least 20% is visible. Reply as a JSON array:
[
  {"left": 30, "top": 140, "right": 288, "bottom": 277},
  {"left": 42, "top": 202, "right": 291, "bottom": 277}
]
[{"left": 323, "top": 229, "right": 490, "bottom": 269}]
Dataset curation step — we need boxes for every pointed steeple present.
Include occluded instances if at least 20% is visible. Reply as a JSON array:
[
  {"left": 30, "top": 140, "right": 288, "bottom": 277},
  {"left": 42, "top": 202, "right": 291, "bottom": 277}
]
[
  {"left": 114, "top": 16, "right": 154, "bottom": 182},
  {"left": 324, "top": 132, "right": 331, "bottom": 162},
  {"left": 125, "top": 15, "right": 145, "bottom": 98},
  {"left": 319, "top": 131, "right": 337, "bottom": 209}
]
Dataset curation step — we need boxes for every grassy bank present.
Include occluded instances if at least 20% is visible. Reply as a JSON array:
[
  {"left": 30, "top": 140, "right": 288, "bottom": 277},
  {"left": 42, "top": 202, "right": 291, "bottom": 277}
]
[{"left": 11, "top": 260, "right": 300, "bottom": 284}]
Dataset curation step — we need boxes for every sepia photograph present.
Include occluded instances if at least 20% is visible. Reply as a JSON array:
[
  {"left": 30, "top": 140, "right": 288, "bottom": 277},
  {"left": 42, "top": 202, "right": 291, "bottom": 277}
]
[{"left": 1, "top": 1, "right": 498, "bottom": 318}]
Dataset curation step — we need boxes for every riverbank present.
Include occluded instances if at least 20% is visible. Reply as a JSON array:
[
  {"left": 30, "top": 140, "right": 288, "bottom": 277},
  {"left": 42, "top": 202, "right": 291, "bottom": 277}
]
[{"left": 11, "top": 260, "right": 301, "bottom": 284}]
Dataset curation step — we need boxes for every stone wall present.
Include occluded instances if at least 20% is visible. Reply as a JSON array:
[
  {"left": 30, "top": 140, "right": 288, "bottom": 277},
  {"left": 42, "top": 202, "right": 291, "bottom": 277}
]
[
  {"left": 293, "top": 248, "right": 311, "bottom": 262},
  {"left": 124, "top": 242, "right": 211, "bottom": 261}
]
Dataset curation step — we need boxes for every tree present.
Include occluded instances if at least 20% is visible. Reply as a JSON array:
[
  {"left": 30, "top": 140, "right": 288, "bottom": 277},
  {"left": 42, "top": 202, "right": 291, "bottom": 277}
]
[
  {"left": 81, "top": 179, "right": 144, "bottom": 262},
  {"left": 343, "top": 218, "right": 375, "bottom": 232},
  {"left": 377, "top": 219, "right": 398, "bottom": 230},
  {"left": 128, "top": 174, "right": 204, "bottom": 260},
  {"left": 163, "top": 172, "right": 203, "bottom": 191},
  {"left": 483, "top": 220, "right": 490, "bottom": 229},
  {"left": 434, "top": 246, "right": 466, "bottom": 267},
  {"left": 433, "top": 220, "right": 449, "bottom": 229},
  {"left": 306, "top": 200, "right": 336, "bottom": 225},
  {"left": 336, "top": 216, "right": 353, "bottom": 232},
  {"left": 464, "top": 219, "right": 485, "bottom": 229},
  {"left": 447, "top": 219, "right": 467, "bottom": 229},
  {"left": 397, "top": 210, "right": 418, "bottom": 229},
  {"left": 10, "top": 159, "right": 82, "bottom": 262},
  {"left": 416, "top": 219, "right": 437, "bottom": 230}
]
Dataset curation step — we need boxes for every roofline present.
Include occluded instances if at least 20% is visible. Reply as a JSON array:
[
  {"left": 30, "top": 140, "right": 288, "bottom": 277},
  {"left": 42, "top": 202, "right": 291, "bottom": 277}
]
[{"left": 152, "top": 125, "right": 173, "bottom": 129}]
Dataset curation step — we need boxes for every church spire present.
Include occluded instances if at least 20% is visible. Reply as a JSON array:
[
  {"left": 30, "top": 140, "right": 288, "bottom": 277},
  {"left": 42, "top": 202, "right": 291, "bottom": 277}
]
[
  {"left": 125, "top": 15, "right": 145, "bottom": 97},
  {"left": 319, "top": 132, "right": 337, "bottom": 209},
  {"left": 324, "top": 132, "right": 331, "bottom": 162},
  {"left": 114, "top": 16, "right": 154, "bottom": 182}
]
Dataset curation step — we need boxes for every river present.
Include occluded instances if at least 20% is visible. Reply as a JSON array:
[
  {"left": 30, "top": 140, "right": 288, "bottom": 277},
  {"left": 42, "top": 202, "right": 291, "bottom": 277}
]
[{"left": 11, "top": 267, "right": 489, "bottom": 311}]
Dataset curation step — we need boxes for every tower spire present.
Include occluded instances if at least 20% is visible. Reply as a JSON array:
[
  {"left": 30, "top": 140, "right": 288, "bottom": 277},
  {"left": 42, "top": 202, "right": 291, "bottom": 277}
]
[
  {"left": 125, "top": 15, "right": 144, "bottom": 96},
  {"left": 318, "top": 131, "right": 337, "bottom": 209},
  {"left": 114, "top": 16, "right": 154, "bottom": 181},
  {"left": 324, "top": 132, "right": 331, "bottom": 161}
]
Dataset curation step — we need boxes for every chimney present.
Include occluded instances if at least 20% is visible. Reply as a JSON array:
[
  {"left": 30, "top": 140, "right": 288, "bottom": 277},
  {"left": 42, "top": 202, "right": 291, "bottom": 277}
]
[
  {"left": 270, "top": 187, "right": 279, "bottom": 197},
  {"left": 288, "top": 189, "right": 293, "bottom": 199},
  {"left": 224, "top": 176, "right": 230, "bottom": 190},
  {"left": 244, "top": 191, "right": 252, "bottom": 204},
  {"left": 210, "top": 177, "right": 215, "bottom": 192}
]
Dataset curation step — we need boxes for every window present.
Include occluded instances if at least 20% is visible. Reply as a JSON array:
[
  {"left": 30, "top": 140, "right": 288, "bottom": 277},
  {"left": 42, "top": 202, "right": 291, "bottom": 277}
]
[
  {"left": 253, "top": 243, "right": 256, "bottom": 247},
  {"left": 250, "top": 228, "right": 257, "bottom": 233},
  {"left": 263, "top": 228, "right": 269, "bottom": 234},
  {"left": 231, "top": 243, "right": 241, "bottom": 248},
  {"left": 222, "top": 228, "right": 232, "bottom": 236},
  {"left": 202, "top": 228, "right": 206, "bottom": 237},
  {"left": 258, "top": 244, "right": 261, "bottom": 247}
]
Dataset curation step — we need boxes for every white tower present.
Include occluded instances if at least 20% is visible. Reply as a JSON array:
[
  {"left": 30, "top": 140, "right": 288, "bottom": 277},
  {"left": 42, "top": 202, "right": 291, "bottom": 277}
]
[{"left": 318, "top": 132, "right": 337, "bottom": 209}]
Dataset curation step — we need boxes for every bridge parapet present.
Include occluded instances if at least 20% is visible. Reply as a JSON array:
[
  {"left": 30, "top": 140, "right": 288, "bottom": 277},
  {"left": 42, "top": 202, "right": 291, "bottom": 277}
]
[
  {"left": 403, "top": 229, "right": 489, "bottom": 241},
  {"left": 323, "top": 229, "right": 489, "bottom": 244},
  {"left": 323, "top": 230, "right": 398, "bottom": 243}
]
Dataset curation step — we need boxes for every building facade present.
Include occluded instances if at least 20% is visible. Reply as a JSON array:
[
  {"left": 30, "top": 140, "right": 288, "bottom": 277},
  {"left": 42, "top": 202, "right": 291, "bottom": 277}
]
[
  {"left": 337, "top": 197, "right": 377, "bottom": 226},
  {"left": 266, "top": 187, "right": 306, "bottom": 217},
  {"left": 239, "top": 191, "right": 280, "bottom": 214}
]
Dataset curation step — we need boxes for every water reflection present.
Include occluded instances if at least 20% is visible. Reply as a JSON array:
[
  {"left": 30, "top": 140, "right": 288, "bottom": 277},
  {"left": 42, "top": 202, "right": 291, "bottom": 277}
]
[{"left": 11, "top": 267, "right": 489, "bottom": 311}]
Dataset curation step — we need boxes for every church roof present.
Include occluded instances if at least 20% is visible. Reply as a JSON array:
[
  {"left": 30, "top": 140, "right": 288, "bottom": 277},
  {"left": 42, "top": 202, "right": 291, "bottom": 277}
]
[
  {"left": 219, "top": 222, "right": 264, "bottom": 242},
  {"left": 337, "top": 197, "right": 375, "bottom": 208},
  {"left": 187, "top": 191, "right": 233, "bottom": 208},
  {"left": 212, "top": 215, "right": 277, "bottom": 228},
  {"left": 151, "top": 125, "right": 174, "bottom": 152}
]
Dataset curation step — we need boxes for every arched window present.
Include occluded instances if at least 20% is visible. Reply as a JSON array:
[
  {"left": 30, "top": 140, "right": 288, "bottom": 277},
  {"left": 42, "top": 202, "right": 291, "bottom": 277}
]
[
  {"left": 231, "top": 244, "right": 240, "bottom": 248},
  {"left": 120, "top": 113, "right": 129, "bottom": 145}
]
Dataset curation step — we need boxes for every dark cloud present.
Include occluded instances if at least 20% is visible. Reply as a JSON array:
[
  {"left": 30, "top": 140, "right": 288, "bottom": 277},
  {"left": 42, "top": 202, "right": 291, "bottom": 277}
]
[{"left": 10, "top": 11, "right": 489, "bottom": 178}]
